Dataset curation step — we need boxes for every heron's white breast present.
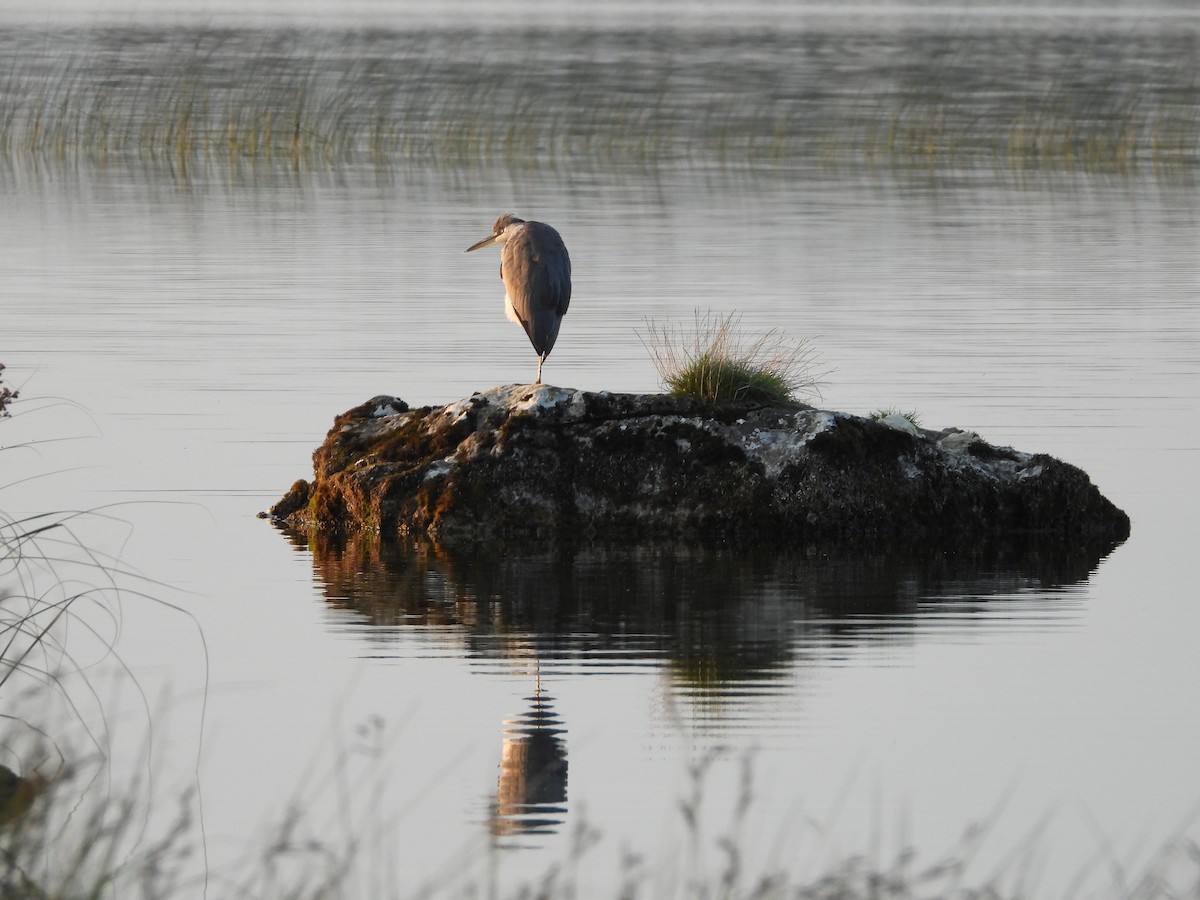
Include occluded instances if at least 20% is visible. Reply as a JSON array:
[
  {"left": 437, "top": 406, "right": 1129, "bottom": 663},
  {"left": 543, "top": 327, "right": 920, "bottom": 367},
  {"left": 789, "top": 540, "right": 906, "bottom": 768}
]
[{"left": 504, "top": 292, "right": 522, "bottom": 325}]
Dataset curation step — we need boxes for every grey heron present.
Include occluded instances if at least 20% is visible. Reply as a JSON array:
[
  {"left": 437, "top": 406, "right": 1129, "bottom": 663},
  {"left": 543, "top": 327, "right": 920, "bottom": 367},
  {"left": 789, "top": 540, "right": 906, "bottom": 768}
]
[{"left": 465, "top": 214, "right": 571, "bottom": 385}]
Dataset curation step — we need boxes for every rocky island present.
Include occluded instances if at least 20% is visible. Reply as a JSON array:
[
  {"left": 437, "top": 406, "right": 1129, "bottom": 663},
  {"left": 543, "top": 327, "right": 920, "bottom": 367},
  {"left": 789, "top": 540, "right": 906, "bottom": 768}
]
[{"left": 265, "top": 384, "right": 1130, "bottom": 549}]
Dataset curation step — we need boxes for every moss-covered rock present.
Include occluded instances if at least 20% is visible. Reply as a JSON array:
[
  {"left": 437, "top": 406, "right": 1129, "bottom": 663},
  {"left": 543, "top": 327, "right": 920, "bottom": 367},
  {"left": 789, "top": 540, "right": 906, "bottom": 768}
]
[{"left": 264, "top": 385, "right": 1130, "bottom": 549}]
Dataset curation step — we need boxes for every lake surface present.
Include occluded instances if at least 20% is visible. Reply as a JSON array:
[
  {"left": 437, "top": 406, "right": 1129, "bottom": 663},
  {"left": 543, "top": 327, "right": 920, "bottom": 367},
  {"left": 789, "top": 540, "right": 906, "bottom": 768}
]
[{"left": 2, "top": 5, "right": 1199, "bottom": 898}]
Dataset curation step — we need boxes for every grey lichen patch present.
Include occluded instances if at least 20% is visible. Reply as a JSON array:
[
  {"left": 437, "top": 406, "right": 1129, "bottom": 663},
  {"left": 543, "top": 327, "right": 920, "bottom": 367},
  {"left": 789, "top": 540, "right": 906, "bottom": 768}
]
[
  {"left": 937, "top": 428, "right": 983, "bottom": 453},
  {"left": 721, "top": 409, "right": 837, "bottom": 479},
  {"left": 265, "top": 385, "right": 1131, "bottom": 549},
  {"left": 876, "top": 412, "right": 923, "bottom": 436}
]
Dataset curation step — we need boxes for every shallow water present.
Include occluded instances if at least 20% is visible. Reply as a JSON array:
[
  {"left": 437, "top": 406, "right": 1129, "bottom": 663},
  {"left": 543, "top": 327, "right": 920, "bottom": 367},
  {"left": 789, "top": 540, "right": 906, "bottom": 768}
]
[{"left": 2, "top": 8, "right": 1200, "bottom": 899}]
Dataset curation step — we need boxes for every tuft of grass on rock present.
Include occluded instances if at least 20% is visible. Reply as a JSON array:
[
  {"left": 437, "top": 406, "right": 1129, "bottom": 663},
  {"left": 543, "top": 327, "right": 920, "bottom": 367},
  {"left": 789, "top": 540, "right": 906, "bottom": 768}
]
[{"left": 643, "top": 311, "right": 825, "bottom": 406}]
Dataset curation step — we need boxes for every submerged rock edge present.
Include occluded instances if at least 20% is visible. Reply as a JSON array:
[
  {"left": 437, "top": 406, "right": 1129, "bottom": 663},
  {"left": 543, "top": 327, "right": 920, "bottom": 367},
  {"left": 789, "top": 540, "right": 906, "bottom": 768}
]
[{"left": 264, "top": 384, "right": 1131, "bottom": 548}]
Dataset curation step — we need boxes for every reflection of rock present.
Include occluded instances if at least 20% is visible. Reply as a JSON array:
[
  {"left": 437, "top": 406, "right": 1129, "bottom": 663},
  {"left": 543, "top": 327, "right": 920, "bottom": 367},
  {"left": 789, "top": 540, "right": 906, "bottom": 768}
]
[
  {"left": 286, "top": 532, "right": 478, "bottom": 628},
  {"left": 265, "top": 385, "right": 1130, "bottom": 547},
  {"left": 283, "top": 529, "right": 1123, "bottom": 689},
  {"left": 490, "top": 685, "right": 568, "bottom": 839}
]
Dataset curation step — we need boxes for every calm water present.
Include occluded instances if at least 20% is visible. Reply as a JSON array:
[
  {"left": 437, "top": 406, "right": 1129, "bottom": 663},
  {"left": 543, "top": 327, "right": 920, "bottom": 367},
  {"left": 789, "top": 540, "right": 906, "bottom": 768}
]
[{"left": 2, "top": 7, "right": 1200, "bottom": 899}]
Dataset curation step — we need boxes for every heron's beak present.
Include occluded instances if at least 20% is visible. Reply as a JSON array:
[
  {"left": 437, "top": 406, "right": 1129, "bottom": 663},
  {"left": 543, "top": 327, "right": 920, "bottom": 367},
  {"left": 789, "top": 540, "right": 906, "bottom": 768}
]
[{"left": 465, "top": 233, "right": 498, "bottom": 253}]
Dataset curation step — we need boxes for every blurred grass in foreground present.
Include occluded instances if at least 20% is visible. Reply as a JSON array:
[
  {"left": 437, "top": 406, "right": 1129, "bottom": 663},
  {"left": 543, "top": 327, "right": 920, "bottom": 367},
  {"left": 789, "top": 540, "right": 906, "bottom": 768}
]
[
  {"left": 0, "top": 24, "right": 1197, "bottom": 181},
  {"left": 2, "top": 739, "right": 1199, "bottom": 898}
]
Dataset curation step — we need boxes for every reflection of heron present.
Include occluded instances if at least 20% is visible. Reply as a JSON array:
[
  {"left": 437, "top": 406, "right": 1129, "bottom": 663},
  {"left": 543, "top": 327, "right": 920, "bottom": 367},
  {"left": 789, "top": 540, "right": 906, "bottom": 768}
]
[
  {"left": 490, "top": 661, "right": 568, "bottom": 840},
  {"left": 465, "top": 214, "right": 572, "bottom": 385}
]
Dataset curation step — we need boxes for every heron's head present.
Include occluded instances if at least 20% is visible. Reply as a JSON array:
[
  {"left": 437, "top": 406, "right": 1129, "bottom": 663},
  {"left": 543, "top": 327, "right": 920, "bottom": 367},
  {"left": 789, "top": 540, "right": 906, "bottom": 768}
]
[{"left": 465, "top": 213, "right": 526, "bottom": 252}]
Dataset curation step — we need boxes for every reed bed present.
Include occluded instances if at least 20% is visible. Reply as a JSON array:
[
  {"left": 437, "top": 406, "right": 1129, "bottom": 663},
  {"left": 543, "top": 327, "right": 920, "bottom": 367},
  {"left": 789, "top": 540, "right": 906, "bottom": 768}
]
[{"left": 0, "top": 25, "right": 1197, "bottom": 180}]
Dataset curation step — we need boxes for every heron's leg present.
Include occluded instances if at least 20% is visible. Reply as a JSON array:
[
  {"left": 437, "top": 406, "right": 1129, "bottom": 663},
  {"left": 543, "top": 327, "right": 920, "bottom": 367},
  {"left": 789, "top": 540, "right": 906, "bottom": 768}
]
[{"left": 536, "top": 353, "right": 545, "bottom": 384}]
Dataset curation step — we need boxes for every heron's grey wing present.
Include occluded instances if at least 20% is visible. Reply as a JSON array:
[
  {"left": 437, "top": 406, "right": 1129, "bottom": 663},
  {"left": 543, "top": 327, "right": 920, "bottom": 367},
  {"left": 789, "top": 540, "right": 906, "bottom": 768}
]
[
  {"left": 535, "top": 223, "right": 571, "bottom": 319},
  {"left": 502, "top": 224, "right": 572, "bottom": 356}
]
